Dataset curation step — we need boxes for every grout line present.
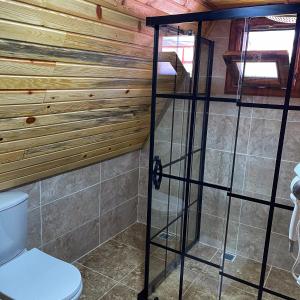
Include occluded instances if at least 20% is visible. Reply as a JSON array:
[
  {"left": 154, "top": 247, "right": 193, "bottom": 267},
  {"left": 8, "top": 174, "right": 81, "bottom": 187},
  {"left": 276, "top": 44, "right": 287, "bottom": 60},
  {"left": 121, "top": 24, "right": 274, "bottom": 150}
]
[
  {"left": 101, "top": 194, "right": 138, "bottom": 218},
  {"left": 40, "top": 182, "right": 101, "bottom": 208},
  {"left": 42, "top": 216, "right": 100, "bottom": 250},
  {"left": 99, "top": 162, "right": 102, "bottom": 245},
  {"left": 40, "top": 162, "right": 139, "bottom": 208},
  {"left": 74, "top": 221, "right": 139, "bottom": 264},
  {"left": 264, "top": 266, "right": 272, "bottom": 287},
  {"left": 235, "top": 104, "right": 253, "bottom": 254},
  {"left": 39, "top": 181, "right": 43, "bottom": 248},
  {"left": 100, "top": 166, "right": 139, "bottom": 184},
  {"left": 75, "top": 262, "right": 118, "bottom": 282},
  {"left": 182, "top": 246, "right": 219, "bottom": 297}
]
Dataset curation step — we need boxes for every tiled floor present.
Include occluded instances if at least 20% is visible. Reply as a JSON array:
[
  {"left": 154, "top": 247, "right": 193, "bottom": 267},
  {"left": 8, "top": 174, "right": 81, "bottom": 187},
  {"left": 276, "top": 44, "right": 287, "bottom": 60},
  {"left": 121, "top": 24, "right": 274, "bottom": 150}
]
[{"left": 75, "top": 223, "right": 300, "bottom": 300}]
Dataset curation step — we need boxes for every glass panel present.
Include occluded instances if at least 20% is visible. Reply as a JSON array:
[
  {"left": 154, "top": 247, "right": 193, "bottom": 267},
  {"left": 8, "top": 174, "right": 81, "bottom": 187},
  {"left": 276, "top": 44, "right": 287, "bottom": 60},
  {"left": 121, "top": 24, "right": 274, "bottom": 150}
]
[
  {"left": 157, "top": 24, "right": 197, "bottom": 95},
  {"left": 247, "top": 30, "right": 295, "bottom": 58},
  {"left": 220, "top": 278, "right": 258, "bottom": 299},
  {"left": 242, "top": 15, "right": 296, "bottom": 104},
  {"left": 236, "top": 62, "right": 278, "bottom": 78},
  {"left": 266, "top": 111, "right": 300, "bottom": 299}
]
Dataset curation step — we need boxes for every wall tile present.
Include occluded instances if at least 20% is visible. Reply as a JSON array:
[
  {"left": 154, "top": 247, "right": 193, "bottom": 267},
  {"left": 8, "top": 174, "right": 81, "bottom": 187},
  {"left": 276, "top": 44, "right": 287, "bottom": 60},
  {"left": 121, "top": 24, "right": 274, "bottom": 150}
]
[
  {"left": 200, "top": 213, "right": 238, "bottom": 251},
  {"left": 42, "top": 184, "right": 100, "bottom": 243},
  {"left": 27, "top": 207, "right": 41, "bottom": 249},
  {"left": 237, "top": 224, "right": 266, "bottom": 261},
  {"left": 101, "top": 151, "right": 139, "bottom": 181},
  {"left": 100, "top": 197, "right": 137, "bottom": 244},
  {"left": 252, "top": 105, "right": 283, "bottom": 121},
  {"left": 15, "top": 182, "right": 40, "bottom": 211},
  {"left": 204, "top": 149, "right": 246, "bottom": 190},
  {"left": 207, "top": 115, "right": 250, "bottom": 154},
  {"left": 248, "top": 118, "right": 281, "bottom": 158},
  {"left": 202, "top": 188, "right": 240, "bottom": 222},
  {"left": 101, "top": 169, "right": 138, "bottom": 215},
  {"left": 41, "top": 164, "right": 100, "bottom": 205},
  {"left": 272, "top": 207, "right": 291, "bottom": 236},
  {"left": 137, "top": 195, "right": 147, "bottom": 224},
  {"left": 277, "top": 160, "right": 295, "bottom": 200},
  {"left": 244, "top": 156, "right": 275, "bottom": 197},
  {"left": 210, "top": 102, "right": 251, "bottom": 117},
  {"left": 212, "top": 37, "right": 230, "bottom": 79},
  {"left": 283, "top": 121, "right": 300, "bottom": 162},
  {"left": 240, "top": 201, "right": 269, "bottom": 230},
  {"left": 139, "top": 167, "right": 148, "bottom": 197},
  {"left": 208, "top": 20, "right": 231, "bottom": 39},
  {"left": 43, "top": 218, "right": 99, "bottom": 262},
  {"left": 269, "top": 233, "right": 299, "bottom": 272},
  {"left": 139, "top": 146, "right": 149, "bottom": 168}
]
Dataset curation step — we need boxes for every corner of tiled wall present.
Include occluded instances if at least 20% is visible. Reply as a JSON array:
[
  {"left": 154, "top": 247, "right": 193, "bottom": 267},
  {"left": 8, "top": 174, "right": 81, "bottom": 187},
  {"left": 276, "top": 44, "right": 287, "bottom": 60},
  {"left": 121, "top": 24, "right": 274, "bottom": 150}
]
[
  {"left": 137, "top": 144, "right": 149, "bottom": 224},
  {"left": 10, "top": 150, "right": 140, "bottom": 263}
]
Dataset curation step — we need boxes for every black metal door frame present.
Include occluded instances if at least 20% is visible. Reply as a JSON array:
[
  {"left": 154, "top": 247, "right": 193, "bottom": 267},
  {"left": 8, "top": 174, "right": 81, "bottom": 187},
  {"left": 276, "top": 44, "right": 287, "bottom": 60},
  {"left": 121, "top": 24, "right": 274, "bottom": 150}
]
[{"left": 139, "top": 4, "right": 300, "bottom": 300}]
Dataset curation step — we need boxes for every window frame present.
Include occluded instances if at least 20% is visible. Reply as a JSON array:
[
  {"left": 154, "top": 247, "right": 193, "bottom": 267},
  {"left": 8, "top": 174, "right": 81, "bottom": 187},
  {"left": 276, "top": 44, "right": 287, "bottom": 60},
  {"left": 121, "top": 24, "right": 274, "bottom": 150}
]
[{"left": 224, "top": 18, "right": 300, "bottom": 97}]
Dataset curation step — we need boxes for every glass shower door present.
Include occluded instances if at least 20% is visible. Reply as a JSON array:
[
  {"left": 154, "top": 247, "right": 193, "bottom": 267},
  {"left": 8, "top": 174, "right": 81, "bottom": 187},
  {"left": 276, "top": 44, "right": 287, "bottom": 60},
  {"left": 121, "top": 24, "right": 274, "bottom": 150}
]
[{"left": 145, "top": 24, "right": 217, "bottom": 299}]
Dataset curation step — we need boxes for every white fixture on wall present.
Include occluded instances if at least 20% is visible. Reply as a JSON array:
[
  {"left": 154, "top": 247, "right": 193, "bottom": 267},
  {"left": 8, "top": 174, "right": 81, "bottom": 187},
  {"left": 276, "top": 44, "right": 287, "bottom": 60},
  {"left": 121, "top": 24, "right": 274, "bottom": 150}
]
[
  {"left": 289, "top": 163, "right": 300, "bottom": 286},
  {"left": 267, "top": 14, "right": 296, "bottom": 24}
]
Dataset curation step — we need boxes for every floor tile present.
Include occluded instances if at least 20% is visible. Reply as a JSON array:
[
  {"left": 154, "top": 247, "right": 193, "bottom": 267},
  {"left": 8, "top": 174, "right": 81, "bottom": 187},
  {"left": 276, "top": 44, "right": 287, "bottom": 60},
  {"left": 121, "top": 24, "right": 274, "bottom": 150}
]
[
  {"left": 113, "top": 223, "right": 146, "bottom": 251},
  {"left": 100, "top": 284, "right": 137, "bottom": 300},
  {"left": 264, "top": 267, "right": 300, "bottom": 300},
  {"left": 121, "top": 256, "right": 164, "bottom": 292},
  {"left": 75, "top": 263, "right": 116, "bottom": 300},
  {"left": 151, "top": 266, "right": 198, "bottom": 300},
  {"left": 211, "top": 251, "right": 270, "bottom": 293},
  {"left": 78, "top": 239, "right": 144, "bottom": 281},
  {"left": 185, "top": 242, "right": 218, "bottom": 273}
]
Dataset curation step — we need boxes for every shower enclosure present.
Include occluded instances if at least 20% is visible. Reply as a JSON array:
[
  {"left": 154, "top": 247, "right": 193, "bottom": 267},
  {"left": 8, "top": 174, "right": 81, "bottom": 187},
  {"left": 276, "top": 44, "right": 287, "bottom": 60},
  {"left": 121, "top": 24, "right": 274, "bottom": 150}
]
[{"left": 138, "top": 4, "right": 300, "bottom": 300}]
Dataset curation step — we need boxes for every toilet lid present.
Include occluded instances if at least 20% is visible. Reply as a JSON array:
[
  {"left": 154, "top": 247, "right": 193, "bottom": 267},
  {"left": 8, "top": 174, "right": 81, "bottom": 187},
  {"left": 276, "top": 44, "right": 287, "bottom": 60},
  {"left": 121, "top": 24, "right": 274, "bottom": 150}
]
[{"left": 0, "top": 248, "right": 82, "bottom": 300}]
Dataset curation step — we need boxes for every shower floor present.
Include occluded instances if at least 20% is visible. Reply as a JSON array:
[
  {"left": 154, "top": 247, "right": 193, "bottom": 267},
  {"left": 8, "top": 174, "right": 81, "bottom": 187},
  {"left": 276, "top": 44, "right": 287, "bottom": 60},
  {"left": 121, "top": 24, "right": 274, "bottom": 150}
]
[{"left": 74, "top": 223, "right": 299, "bottom": 300}]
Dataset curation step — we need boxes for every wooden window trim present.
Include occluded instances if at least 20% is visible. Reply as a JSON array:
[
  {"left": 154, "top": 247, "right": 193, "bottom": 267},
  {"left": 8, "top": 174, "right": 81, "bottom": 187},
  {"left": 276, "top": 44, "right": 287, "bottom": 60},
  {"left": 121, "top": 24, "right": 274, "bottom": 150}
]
[{"left": 225, "top": 18, "right": 300, "bottom": 97}]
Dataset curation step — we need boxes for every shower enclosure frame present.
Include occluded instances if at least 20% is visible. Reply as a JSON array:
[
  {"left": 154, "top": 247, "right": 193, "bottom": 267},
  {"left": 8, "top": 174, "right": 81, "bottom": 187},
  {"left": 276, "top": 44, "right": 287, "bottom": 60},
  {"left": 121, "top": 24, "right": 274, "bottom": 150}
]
[{"left": 138, "top": 4, "right": 300, "bottom": 300}]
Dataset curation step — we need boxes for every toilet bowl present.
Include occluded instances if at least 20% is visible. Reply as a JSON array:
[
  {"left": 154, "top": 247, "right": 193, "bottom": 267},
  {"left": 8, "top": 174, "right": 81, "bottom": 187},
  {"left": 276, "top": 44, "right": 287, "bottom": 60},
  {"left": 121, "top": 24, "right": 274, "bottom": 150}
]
[{"left": 0, "top": 191, "right": 83, "bottom": 299}]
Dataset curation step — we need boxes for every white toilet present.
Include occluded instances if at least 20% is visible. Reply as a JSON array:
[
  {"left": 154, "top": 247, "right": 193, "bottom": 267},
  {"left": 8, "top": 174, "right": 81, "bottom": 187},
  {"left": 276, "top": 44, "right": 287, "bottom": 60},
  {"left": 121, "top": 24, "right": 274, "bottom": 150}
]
[{"left": 0, "top": 191, "right": 83, "bottom": 300}]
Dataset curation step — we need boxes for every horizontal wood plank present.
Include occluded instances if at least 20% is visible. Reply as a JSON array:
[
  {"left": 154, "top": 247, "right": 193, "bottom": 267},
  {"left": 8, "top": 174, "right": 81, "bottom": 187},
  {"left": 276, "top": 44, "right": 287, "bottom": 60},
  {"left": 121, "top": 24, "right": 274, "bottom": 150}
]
[
  {"left": 0, "top": 0, "right": 152, "bottom": 46},
  {"left": 0, "top": 88, "right": 152, "bottom": 105},
  {"left": 0, "top": 75, "right": 153, "bottom": 90},
  {"left": 17, "top": 0, "right": 152, "bottom": 35},
  {"left": 0, "top": 58, "right": 152, "bottom": 79},
  {"left": 0, "top": 97, "right": 151, "bottom": 118},
  {"left": 0, "top": 117, "right": 149, "bottom": 143},
  {"left": 0, "top": 104, "right": 150, "bottom": 130},
  {"left": 0, "top": 126, "right": 148, "bottom": 167},
  {"left": 0, "top": 39, "right": 152, "bottom": 69},
  {"left": 0, "top": 19, "right": 151, "bottom": 58}
]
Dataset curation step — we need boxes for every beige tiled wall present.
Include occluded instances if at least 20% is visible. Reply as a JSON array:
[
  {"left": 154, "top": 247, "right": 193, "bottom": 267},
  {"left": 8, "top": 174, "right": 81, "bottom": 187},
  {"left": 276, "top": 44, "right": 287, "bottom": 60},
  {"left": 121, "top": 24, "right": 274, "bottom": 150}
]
[{"left": 12, "top": 151, "right": 140, "bottom": 262}]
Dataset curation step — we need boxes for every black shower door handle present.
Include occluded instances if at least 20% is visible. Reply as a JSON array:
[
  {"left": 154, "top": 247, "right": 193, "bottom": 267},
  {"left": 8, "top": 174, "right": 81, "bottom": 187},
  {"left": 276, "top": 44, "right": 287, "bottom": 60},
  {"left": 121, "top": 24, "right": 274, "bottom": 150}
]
[{"left": 153, "top": 155, "right": 163, "bottom": 190}]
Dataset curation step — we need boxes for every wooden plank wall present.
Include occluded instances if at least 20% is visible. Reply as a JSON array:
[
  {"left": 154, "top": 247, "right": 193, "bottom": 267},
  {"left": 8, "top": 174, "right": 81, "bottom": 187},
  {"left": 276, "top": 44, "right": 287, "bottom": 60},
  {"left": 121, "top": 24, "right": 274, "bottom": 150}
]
[{"left": 0, "top": 0, "right": 174, "bottom": 190}]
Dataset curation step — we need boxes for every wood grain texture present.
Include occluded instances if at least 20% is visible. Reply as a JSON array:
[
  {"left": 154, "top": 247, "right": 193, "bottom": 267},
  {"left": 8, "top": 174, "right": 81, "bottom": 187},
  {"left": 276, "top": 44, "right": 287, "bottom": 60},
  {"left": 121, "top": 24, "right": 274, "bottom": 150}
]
[
  {"left": 0, "top": 0, "right": 188, "bottom": 191},
  {"left": 0, "top": 0, "right": 152, "bottom": 46},
  {"left": 17, "top": 0, "right": 152, "bottom": 35},
  {"left": 0, "top": 39, "right": 152, "bottom": 69},
  {"left": 0, "top": 19, "right": 151, "bottom": 58},
  {"left": 0, "top": 142, "right": 143, "bottom": 190},
  {"left": 0, "top": 57, "right": 152, "bottom": 78}
]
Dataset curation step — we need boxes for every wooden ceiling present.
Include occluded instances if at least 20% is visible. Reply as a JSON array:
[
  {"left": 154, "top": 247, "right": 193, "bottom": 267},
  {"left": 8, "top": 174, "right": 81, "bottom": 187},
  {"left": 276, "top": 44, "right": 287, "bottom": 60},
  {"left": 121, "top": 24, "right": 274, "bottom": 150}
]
[{"left": 122, "top": 0, "right": 297, "bottom": 17}]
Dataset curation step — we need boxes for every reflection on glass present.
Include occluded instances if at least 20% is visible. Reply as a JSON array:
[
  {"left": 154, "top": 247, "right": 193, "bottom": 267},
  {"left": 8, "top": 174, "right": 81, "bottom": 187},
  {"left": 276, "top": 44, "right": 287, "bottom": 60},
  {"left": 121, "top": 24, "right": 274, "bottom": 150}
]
[{"left": 236, "top": 62, "right": 278, "bottom": 78}]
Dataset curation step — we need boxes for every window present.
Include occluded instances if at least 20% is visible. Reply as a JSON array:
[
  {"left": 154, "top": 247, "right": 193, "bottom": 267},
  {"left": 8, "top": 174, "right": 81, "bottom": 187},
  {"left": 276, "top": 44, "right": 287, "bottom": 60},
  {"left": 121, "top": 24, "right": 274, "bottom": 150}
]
[
  {"left": 224, "top": 18, "right": 300, "bottom": 97},
  {"left": 162, "top": 35, "right": 195, "bottom": 76}
]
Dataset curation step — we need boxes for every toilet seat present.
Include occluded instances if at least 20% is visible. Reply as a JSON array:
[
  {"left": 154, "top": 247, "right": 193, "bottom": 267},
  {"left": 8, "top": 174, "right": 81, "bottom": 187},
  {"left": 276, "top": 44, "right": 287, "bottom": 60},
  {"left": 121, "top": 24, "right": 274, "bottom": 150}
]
[{"left": 0, "top": 248, "right": 82, "bottom": 300}]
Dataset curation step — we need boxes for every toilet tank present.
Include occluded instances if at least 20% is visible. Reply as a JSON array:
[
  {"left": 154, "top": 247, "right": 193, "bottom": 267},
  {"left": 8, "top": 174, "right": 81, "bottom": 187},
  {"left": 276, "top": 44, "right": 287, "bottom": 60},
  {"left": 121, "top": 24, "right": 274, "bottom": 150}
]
[{"left": 0, "top": 191, "right": 28, "bottom": 266}]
